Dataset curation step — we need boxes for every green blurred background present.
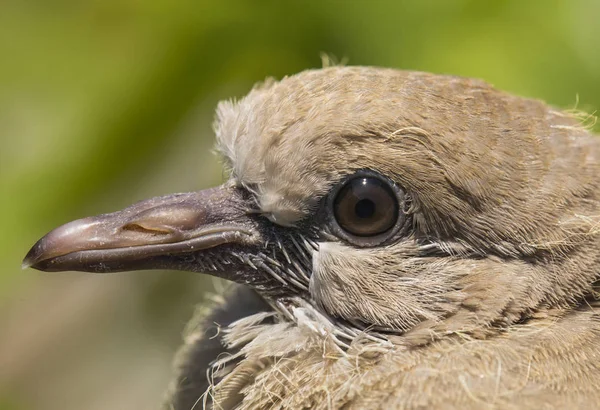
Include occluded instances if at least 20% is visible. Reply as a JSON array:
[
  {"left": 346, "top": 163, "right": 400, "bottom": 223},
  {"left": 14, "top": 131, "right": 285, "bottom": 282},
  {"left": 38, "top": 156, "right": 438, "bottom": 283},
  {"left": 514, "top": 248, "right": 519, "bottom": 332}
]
[{"left": 1, "top": 0, "right": 598, "bottom": 409}]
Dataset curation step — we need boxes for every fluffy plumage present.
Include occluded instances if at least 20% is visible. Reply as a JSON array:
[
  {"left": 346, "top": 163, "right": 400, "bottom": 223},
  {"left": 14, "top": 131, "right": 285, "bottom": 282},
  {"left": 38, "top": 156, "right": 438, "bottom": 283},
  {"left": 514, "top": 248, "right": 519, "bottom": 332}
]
[
  {"left": 174, "top": 67, "right": 600, "bottom": 409},
  {"left": 24, "top": 66, "right": 600, "bottom": 409}
]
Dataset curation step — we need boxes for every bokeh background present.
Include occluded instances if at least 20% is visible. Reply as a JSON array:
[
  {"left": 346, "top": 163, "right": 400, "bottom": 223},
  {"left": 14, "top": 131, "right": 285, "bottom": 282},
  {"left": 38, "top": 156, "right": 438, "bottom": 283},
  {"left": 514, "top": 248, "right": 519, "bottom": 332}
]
[{"left": 1, "top": 1, "right": 599, "bottom": 409}]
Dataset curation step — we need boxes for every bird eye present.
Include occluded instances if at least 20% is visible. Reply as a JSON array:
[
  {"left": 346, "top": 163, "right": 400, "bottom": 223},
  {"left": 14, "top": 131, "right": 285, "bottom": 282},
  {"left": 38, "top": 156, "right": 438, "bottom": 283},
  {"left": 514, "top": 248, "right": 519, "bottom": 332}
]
[{"left": 333, "top": 176, "right": 399, "bottom": 238}]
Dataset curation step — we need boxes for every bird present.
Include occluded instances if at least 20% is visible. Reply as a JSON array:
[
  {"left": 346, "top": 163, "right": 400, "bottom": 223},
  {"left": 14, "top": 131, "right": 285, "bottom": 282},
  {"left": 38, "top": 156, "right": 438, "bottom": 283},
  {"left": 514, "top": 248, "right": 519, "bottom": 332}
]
[{"left": 23, "top": 66, "right": 600, "bottom": 409}]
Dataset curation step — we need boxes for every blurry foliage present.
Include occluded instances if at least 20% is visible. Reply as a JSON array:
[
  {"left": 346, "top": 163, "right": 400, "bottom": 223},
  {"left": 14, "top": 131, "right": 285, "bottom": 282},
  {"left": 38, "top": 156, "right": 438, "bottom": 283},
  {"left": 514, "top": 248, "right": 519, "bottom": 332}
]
[{"left": 0, "top": 0, "right": 598, "bottom": 409}]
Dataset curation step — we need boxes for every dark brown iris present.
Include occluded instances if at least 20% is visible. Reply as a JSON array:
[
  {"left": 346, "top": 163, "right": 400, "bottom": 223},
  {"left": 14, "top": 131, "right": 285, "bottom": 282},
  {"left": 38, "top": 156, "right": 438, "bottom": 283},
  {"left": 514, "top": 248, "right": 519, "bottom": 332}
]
[{"left": 333, "top": 177, "right": 398, "bottom": 236}]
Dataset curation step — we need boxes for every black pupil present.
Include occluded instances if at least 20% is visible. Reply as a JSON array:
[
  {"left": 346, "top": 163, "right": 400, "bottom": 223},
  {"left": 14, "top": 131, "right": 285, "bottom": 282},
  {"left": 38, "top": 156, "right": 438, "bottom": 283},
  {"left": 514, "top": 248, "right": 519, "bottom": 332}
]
[{"left": 355, "top": 199, "right": 375, "bottom": 218}]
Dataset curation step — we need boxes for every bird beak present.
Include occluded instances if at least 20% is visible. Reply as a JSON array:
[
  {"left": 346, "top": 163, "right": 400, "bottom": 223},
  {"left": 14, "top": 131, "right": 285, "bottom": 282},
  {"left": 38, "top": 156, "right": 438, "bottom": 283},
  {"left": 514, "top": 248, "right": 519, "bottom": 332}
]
[{"left": 22, "top": 185, "right": 262, "bottom": 276}]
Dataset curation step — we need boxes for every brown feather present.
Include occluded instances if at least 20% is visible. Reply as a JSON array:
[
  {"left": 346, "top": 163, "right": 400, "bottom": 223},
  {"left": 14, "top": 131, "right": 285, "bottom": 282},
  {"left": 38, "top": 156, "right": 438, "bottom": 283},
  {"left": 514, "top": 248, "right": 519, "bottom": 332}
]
[{"left": 170, "top": 66, "right": 599, "bottom": 409}]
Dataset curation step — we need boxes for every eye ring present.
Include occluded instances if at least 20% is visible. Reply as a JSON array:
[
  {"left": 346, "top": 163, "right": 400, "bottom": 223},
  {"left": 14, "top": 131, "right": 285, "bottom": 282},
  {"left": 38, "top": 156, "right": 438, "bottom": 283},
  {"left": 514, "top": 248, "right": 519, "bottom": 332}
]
[{"left": 328, "top": 170, "right": 407, "bottom": 247}]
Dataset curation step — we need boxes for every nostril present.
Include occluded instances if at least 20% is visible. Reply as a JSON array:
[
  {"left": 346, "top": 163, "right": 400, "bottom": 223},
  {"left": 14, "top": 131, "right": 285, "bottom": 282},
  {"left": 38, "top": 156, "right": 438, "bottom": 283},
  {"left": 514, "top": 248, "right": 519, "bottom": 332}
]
[{"left": 122, "top": 223, "right": 172, "bottom": 236}]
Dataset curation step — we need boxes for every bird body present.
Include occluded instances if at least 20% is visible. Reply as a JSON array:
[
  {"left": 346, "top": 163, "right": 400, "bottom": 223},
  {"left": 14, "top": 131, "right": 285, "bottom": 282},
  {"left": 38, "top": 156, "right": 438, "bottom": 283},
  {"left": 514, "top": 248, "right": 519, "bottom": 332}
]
[
  {"left": 24, "top": 67, "right": 600, "bottom": 409},
  {"left": 195, "top": 295, "right": 600, "bottom": 409}
]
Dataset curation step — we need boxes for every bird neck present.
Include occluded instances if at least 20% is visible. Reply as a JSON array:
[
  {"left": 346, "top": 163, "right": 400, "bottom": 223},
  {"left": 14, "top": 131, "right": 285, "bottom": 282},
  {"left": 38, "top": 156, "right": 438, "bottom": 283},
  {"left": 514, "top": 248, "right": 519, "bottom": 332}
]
[{"left": 208, "top": 299, "right": 600, "bottom": 409}]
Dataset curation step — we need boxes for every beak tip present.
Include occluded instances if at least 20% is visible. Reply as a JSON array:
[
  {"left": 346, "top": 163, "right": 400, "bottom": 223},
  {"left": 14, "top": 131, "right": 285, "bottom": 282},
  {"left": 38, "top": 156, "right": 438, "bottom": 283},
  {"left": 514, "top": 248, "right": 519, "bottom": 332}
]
[
  {"left": 22, "top": 247, "right": 38, "bottom": 271},
  {"left": 22, "top": 240, "right": 47, "bottom": 271}
]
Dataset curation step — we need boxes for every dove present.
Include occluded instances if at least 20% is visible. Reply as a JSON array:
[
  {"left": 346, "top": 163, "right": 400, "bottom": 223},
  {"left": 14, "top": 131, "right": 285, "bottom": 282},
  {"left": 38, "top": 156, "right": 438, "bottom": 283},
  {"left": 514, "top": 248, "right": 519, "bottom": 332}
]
[{"left": 24, "top": 66, "right": 600, "bottom": 409}]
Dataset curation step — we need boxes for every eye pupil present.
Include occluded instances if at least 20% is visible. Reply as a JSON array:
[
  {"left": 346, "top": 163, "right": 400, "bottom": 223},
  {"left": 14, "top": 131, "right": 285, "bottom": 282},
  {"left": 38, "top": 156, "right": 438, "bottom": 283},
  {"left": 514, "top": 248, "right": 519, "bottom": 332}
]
[{"left": 355, "top": 199, "right": 375, "bottom": 218}]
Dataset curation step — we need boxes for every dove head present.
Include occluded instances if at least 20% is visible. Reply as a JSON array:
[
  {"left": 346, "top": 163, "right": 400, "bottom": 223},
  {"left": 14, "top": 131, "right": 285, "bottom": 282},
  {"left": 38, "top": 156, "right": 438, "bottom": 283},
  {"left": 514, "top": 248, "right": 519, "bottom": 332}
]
[{"left": 24, "top": 66, "right": 600, "bottom": 336}]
